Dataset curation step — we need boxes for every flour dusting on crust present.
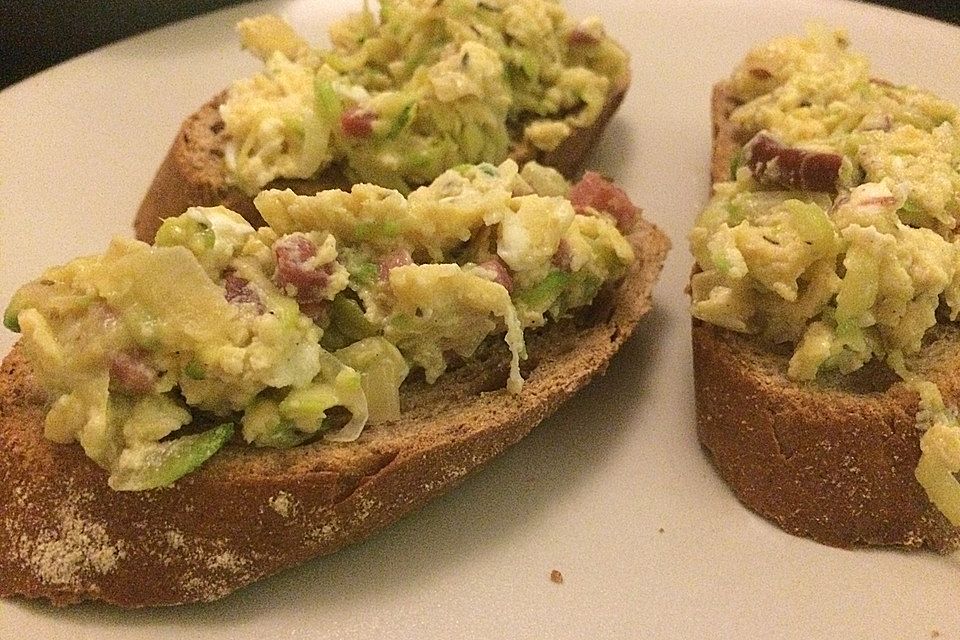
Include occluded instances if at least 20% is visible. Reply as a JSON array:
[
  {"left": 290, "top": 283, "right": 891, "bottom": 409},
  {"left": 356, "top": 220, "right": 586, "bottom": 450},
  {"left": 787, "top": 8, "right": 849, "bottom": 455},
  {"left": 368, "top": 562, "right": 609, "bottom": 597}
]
[
  {"left": 12, "top": 495, "right": 125, "bottom": 588},
  {"left": 308, "top": 518, "right": 343, "bottom": 544},
  {"left": 176, "top": 537, "right": 258, "bottom": 602}
]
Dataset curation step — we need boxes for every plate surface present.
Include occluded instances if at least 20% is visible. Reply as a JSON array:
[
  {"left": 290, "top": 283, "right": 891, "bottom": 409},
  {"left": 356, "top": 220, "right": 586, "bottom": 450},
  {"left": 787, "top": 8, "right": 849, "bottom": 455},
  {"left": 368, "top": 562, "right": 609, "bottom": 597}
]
[{"left": 2, "top": 0, "right": 959, "bottom": 637}]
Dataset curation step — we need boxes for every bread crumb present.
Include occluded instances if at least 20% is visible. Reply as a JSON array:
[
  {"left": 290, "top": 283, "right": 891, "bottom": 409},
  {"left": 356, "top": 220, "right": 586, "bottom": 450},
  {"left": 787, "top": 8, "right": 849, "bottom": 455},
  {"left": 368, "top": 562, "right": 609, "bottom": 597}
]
[
  {"left": 931, "top": 631, "right": 939, "bottom": 638},
  {"left": 550, "top": 569, "right": 563, "bottom": 584},
  {"left": 269, "top": 491, "right": 296, "bottom": 518},
  {"left": 658, "top": 527, "right": 665, "bottom": 534}
]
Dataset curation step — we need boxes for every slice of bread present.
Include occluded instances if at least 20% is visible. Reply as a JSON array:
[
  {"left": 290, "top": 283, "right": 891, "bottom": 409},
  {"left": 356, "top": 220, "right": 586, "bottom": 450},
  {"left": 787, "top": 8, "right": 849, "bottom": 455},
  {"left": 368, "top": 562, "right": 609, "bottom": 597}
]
[
  {"left": 134, "top": 74, "right": 630, "bottom": 242},
  {"left": 0, "top": 217, "right": 668, "bottom": 607},
  {"left": 692, "top": 83, "right": 960, "bottom": 551}
]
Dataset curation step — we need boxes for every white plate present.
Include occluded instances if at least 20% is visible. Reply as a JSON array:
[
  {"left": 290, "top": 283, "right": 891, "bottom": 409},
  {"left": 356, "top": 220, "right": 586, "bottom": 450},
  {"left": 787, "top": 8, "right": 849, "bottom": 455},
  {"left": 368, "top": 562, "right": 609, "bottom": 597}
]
[{"left": 2, "top": 0, "right": 959, "bottom": 637}]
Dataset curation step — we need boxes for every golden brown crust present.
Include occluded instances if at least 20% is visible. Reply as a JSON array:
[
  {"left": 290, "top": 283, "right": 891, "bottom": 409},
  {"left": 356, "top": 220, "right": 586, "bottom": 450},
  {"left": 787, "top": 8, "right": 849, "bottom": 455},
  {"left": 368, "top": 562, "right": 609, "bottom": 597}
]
[
  {"left": 133, "top": 72, "right": 631, "bottom": 242},
  {"left": 693, "top": 82, "right": 960, "bottom": 550},
  {"left": 693, "top": 319, "right": 960, "bottom": 550},
  {"left": 0, "top": 218, "right": 669, "bottom": 607}
]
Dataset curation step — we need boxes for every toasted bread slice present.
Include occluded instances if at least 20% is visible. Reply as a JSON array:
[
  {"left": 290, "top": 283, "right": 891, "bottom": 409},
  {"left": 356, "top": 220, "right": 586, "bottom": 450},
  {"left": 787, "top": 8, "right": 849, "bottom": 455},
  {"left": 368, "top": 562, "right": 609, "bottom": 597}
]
[
  {"left": 692, "top": 83, "right": 960, "bottom": 551},
  {"left": 0, "top": 217, "right": 668, "bottom": 607},
  {"left": 134, "top": 74, "right": 630, "bottom": 242}
]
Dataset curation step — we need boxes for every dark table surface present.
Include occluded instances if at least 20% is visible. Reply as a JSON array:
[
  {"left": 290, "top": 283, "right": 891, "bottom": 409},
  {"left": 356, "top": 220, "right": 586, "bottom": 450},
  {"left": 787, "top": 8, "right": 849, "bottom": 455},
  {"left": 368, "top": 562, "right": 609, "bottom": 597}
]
[{"left": 2, "top": 0, "right": 958, "bottom": 91}]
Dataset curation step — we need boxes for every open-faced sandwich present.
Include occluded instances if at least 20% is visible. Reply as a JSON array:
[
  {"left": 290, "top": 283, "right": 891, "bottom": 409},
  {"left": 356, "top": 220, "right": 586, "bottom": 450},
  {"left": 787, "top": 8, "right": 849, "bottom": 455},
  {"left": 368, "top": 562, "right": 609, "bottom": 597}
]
[
  {"left": 135, "top": 0, "right": 632, "bottom": 240},
  {"left": 1, "top": 160, "right": 668, "bottom": 606},
  {"left": 690, "top": 26, "right": 960, "bottom": 550}
]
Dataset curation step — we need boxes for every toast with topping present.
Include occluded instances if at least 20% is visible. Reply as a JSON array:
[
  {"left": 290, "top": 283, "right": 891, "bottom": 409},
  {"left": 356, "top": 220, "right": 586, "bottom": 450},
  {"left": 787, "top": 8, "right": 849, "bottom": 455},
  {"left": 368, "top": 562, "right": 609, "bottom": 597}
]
[
  {"left": 691, "top": 28, "right": 960, "bottom": 550},
  {"left": 0, "top": 161, "right": 668, "bottom": 607},
  {"left": 134, "top": 1, "right": 631, "bottom": 241}
]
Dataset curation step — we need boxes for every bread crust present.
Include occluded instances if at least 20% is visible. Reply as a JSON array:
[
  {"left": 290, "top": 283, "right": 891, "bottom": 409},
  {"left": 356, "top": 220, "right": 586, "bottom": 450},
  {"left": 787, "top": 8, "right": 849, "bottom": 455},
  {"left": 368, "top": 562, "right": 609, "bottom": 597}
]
[
  {"left": 0, "top": 218, "right": 668, "bottom": 607},
  {"left": 134, "top": 75, "right": 630, "bottom": 242},
  {"left": 692, "top": 82, "right": 960, "bottom": 550}
]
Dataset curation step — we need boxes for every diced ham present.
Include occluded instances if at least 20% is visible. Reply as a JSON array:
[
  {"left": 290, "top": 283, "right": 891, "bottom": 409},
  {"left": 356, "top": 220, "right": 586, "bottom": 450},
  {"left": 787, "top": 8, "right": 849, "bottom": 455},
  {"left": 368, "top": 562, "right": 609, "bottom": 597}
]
[
  {"left": 569, "top": 171, "right": 639, "bottom": 232},
  {"left": 551, "top": 238, "right": 572, "bottom": 271},
  {"left": 223, "top": 271, "right": 265, "bottom": 313},
  {"left": 274, "top": 233, "right": 337, "bottom": 323},
  {"left": 274, "top": 233, "right": 330, "bottom": 296},
  {"left": 479, "top": 257, "right": 513, "bottom": 293},
  {"left": 340, "top": 107, "right": 375, "bottom": 137},
  {"left": 377, "top": 248, "right": 413, "bottom": 281},
  {"left": 110, "top": 351, "right": 157, "bottom": 395},
  {"left": 297, "top": 299, "right": 330, "bottom": 326},
  {"left": 743, "top": 132, "right": 842, "bottom": 192},
  {"left": 568, "top": 26, "right": 600, "bottom": 46}
]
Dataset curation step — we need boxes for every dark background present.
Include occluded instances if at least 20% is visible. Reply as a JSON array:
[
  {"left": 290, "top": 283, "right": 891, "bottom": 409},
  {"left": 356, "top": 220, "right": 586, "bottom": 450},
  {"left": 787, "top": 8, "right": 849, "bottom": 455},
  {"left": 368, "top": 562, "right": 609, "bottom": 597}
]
[{"left": 1, "top": 0, "right": 958, "bottom": 91}]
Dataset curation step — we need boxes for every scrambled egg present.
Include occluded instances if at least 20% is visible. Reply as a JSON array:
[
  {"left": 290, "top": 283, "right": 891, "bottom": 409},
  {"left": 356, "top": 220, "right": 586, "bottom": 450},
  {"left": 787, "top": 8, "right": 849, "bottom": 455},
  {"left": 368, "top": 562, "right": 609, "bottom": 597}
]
[
  {"left": 219, "top": 0, "right": 629, "bottom": 194},
  {"left": 6, "top": 160, "right": 636, "bottom": 491},
  {"left": 691, "top": 26, "right": 960, "bottom": 380}
]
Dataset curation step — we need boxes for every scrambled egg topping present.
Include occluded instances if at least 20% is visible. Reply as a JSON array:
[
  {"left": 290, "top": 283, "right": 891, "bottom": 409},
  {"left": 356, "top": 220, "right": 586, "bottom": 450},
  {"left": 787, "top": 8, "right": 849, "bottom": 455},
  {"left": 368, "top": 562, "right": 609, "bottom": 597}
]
[
  {"left": 689, "top": 26, "right": 960, "bottom": 523},
  {"left": 220, "top": 0, "right": 629, "bottom": 194},
  {"left": 6, "top": 160, "right": 636, "bottom": 491}
]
